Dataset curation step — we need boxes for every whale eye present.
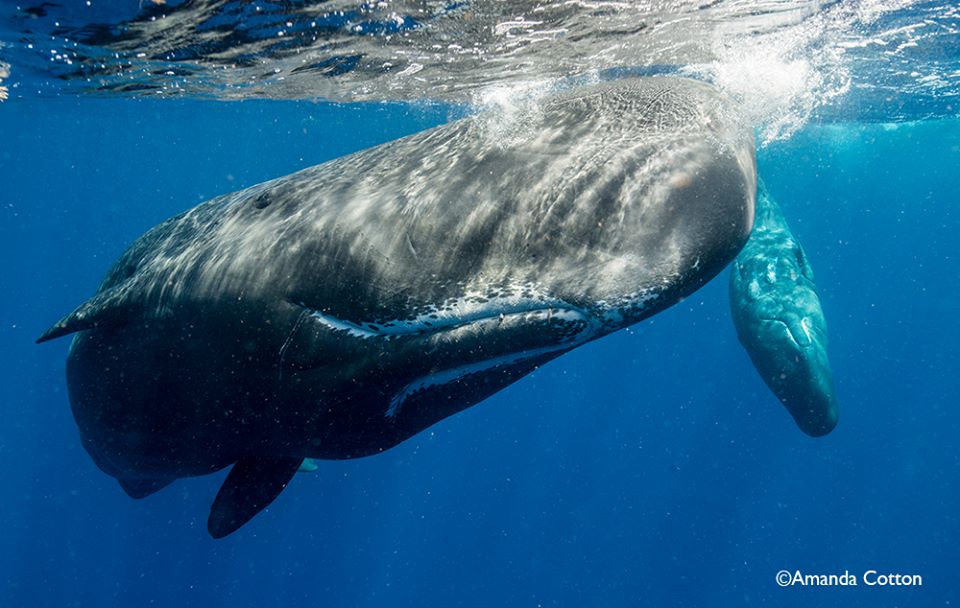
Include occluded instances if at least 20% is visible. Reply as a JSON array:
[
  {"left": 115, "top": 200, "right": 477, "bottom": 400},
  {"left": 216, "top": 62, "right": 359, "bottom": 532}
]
[{"left": 117, "top": 255, "right": 145, "bottom": 281}]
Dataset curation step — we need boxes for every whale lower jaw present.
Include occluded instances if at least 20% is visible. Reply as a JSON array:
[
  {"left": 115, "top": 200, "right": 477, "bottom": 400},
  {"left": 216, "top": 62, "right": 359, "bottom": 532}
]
[
  {"left": 294, "top": 300, "right": 600, "bottom": 418},
  {"left": 386, "top": 307, "right": 600, "bottom": 418},
  {"left": 295, "top": 288, "right": 677, "bottom": 419},
  {"left": 386, "top": 345, "right": 565, "bottom": 418}
]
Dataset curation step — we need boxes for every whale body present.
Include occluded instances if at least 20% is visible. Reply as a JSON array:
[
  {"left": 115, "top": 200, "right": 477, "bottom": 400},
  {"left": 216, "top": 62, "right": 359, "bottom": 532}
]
[
  {"left": 38, "top": 77, "right": 756, "bottom": 537},
  {"left": 729, "top": 181, "right": 838, "bottom": 436}
]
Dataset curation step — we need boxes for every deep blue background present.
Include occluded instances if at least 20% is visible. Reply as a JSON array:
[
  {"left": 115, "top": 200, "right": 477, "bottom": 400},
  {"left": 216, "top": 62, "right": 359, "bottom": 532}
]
[{"left": 1, "top": 98, "right": 957, "bottom": 607}]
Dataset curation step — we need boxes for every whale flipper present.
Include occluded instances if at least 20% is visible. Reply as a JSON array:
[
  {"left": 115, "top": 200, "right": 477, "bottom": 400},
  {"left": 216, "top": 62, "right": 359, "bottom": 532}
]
[
  {"left": 118, "top": 477, "right": 174, "bottom": 499},
  {"left": 35, "top": 283, "right": 136, "bottom": 343},
  {"left": 207, "top": 456, "right": 301, "bottom": 539},
  {"left": 729, "top": 181, "right": 839, "bottom": 437}
]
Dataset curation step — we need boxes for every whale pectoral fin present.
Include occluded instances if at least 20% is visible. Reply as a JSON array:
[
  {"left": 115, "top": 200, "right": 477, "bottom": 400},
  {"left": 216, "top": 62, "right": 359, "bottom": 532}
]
[
  {"left": 207, "top": 455, "right": 301, "bottom": 539},
  {"left": 118, "top": 477, "right": 175, "bottom": 499},
  {"left": 36, "top": 284, "right": 135, "bottom": 343}
]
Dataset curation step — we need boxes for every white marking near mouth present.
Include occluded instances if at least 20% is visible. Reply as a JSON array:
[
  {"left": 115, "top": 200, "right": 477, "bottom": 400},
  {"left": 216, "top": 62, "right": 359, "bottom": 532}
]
[
  {"left": 298, "top": 293, "right": 583, "bottom": 340},
  {"left": 385, "top": 307, "right": 599, "bottom": 418},
  {"left": 303, "top": 309, "right": 382, "bottom": 338},
  {"left": 386, "top": 347, "right": 562, "bottom": 418}
]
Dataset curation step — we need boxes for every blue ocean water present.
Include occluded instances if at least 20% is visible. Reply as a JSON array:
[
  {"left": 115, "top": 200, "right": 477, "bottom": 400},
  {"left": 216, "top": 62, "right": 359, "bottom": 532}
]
[
  {"left": 3, "top": 5, "right": 960, "bottom": 602},
  {"left": 3, "top": 96, "right": 958, "bottom": 607}
]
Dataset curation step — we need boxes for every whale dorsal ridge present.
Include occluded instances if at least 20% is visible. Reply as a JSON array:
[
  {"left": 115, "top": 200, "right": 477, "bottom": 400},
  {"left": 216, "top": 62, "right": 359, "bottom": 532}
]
[{"left": 36, "top": 283, "right": 136, "bottom": 344}]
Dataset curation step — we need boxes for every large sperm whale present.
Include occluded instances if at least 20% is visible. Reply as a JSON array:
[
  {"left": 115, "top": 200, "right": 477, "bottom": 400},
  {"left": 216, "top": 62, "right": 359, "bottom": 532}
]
[
  {"left": 37, "top": 77, "right": 756, "bottom": 538},
  {"left": 729, "top": 181, "right": 838, "bottom": 436}
]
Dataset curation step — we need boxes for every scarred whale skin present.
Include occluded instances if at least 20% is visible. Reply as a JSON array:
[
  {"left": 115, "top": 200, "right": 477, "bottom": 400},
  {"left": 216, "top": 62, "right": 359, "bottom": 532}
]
[
  {"left": 38, "top": 77, "right": 756, "bottom": 537},
  {"left": 729, "top": 181, "right": 838, "bottom": 437}
]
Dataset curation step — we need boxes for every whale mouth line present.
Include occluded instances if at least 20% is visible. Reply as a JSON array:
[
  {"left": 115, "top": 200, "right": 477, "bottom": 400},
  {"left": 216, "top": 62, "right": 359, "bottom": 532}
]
[
  {"left": 291, "top": 299, "right": 603, "bottom": 418},
  {"left": 385, "top": 307, "right": 601, "bottom": 418},
  {"left": 294, "top": 300, "right": 591, "bottom": 340}
]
